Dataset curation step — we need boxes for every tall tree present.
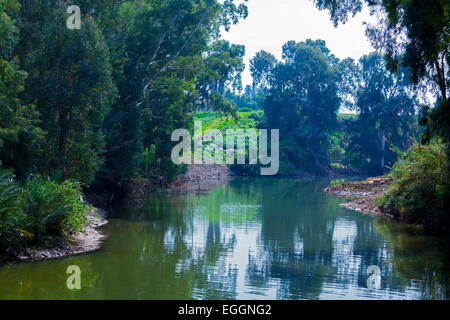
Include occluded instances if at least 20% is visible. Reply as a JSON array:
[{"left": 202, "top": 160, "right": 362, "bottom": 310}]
[
  {"left": 346, "top": 53, "right": 418, "bottom": 173},
  {"left": 15, "top": 1, "right": 116, "bottom": 184},
  {"left": 250, "top": 50, "right": 277, "bottom": 91},
  {"left": 0, "top": 0, "right": 43, "bottom": 180},
  {"left": 94, "top": 0, "right": 248, "bottom": 189},
  {"left": 313, "top": 0, "right": 449, "bottom": 144},
  {"left": 263, "top": 40, "right": 340, "bottom": 173}
]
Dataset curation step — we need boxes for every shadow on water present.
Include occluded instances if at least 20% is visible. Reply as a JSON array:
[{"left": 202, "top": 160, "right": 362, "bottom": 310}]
[{"left": 0, "top": 177, "right": 448, "bottom": 299}]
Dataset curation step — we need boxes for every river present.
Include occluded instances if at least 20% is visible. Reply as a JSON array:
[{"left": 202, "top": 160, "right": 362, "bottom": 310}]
[{"left": 0, "top": 177, "right": 448, "bottom": 299}]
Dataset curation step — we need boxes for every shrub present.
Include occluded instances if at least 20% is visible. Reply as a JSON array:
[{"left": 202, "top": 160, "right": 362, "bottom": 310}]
[
  {"left": 22, "top": 177, "right": 91, "bottom": 240},
  {"left": 379, "top": 141, "right": 450, "bottom": 234},
  {"left": 0, "top": 169, "right": 27, "bottom": 255}
]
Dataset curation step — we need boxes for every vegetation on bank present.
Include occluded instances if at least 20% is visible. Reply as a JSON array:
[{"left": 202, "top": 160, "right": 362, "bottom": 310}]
[
  {"left": 0, "top": 168, "right": 91, "bottom": 260},
  {"left": 379, "top": 142, "right": 450, "bottom": 235},
  {"left": 327, "top": 141, "right": 450, "bottom": 235},
  {"left": 313, "top": 0, "right": 450, "bottom": 235}
]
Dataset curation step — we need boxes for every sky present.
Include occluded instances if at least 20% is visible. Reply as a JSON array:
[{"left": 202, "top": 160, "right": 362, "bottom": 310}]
[{"left": 221, "top": 0, "right": 377, "bottom": 88}]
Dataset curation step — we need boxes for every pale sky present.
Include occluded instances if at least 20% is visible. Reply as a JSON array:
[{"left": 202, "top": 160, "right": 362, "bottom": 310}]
[{"left": 221, "top": 0, "right": 376, "bottom": 88}]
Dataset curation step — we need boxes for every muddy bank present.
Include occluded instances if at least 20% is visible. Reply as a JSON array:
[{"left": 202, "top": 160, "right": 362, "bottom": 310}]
[
  {"left": 168, "top": 164, "right": 232, "bottom": 194},
  {"left": 325, "top": 177, "right": 393, "bottom": 218},
  {"left": 9, "top": 208, "right": 108, "bottom": 263}
]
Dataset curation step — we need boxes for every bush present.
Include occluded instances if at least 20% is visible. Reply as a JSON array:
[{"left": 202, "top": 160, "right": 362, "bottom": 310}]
[
  {"left": 379, "top": 142, "right": 450, "bottom": 234},
  {"left": 22, "top": 177, "right": 91, "bottom": 240},
  {"left": 0, "top": 170, "right": 27, "bottom": 255}
]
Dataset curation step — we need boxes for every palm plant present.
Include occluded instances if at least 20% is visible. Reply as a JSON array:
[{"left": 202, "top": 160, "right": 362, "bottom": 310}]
[
  {"left": 22, "top": 177, "right": 90, "bottom": 239},
  {"left": 0, "top": 169, "right": 26, "bottom": 254}
]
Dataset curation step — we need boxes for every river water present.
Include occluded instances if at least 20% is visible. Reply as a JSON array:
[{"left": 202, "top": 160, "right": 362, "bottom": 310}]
[{"left": 0, "top": 177, "right": 448, "bottom": 299}]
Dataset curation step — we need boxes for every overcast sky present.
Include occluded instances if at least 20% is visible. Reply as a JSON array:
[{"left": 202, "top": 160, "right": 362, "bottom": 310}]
[{"left": 221, "top": 0, "right": 376, "bottom": 88}]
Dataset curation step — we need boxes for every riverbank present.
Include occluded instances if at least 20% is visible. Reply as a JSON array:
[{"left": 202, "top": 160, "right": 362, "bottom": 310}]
[
  {"left": 168, "top": 164, "right": 232, "bottom": 194},
  {"left": 1, "top": 208, "right": 108, "bottom": 264},
  {"left": 168, "top": 165, "right": 360, "bottom": 194},
  {"left": 325, "top": 177, "right": 393, "bottom": 218}
]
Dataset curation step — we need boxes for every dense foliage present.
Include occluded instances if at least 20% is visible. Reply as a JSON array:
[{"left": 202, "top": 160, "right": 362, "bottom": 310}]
[
  {"left": 379, "top": 142, "right": 449, "bottom": 234},
  {"left": 22, "top": 177, "right": 90, "bottom": 239},
  {"left": 0, "top": 168, "right": 91, "bottom": 258},
  {"left": 250, "top": 40, "right": 418, "bottom": 175},
  {"left": 343, "top": 53, "right": 418, "bottom": 173},
  {"left": 0, "top": 0, "right": 248, "bottom": 192},
  {"left": 313, "top": 0, "right": 449, "bottom": 150},
  {"left": 314, "top": 0, "right": 449, "bottom": 233}
]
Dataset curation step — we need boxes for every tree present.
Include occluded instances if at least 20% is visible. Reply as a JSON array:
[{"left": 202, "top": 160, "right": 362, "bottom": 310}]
[
  {"left": 263, "top": 40, "right": 340, "bottom": 174},
  {"left": 0, "top": 0, "right": 43, "bottom": 180},
  {"left": 250, "top": 50, "right": 277, "bottom": 91},
  {"left": 14, "top": 1, "right": 116, "bottom": 185},
  {"left": 199, "top": 40, "right": 245, "bottom": 95},
  {"left": 313, "top": 0, "right": 449, "bottom": 145},
  {"left": 346, "top": 53, "right": 418, "bottom": 173},
  {"left": 93, "top": 0, "right": 248, "bottom": 190}
]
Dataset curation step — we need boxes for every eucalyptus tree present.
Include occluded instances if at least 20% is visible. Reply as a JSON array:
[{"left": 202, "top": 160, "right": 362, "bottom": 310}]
[
  {"left": 12, "top": 1, "right": 117, "bottom": 184},
  {"left": 250, "top": 50, "right": 277, "bottom": 92},
  {"left": 0, "top": 0, "right": 43, "bottom": 180},
  {"left": 313, "top": 0, "right": 449, "bottom": 145},
  {"left": 263, "top": 40, "right": 340, "bottom": 174},
  {"left": 94, "top": 0, "right": 248, "bottom": 186},
  {"left": 347, "top": 53, "right": 418, "bottom": 173}
]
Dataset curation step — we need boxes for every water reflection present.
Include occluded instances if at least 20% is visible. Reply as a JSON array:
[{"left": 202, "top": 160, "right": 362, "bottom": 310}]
[{"left": 0, "top": 178, "right": 448, "bottom": 299}]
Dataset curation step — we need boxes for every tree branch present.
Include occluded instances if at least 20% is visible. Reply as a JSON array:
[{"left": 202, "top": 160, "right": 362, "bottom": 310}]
[{"left": 142, "top": 0, "right": 214, "bottom": 97}]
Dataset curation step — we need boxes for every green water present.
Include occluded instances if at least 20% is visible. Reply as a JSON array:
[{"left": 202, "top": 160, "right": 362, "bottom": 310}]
[{"left": 0, "top": 178, "right": 449, "bottom": 300}]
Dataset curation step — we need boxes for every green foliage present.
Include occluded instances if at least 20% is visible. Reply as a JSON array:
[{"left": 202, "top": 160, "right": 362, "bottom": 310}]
[
  {"left": 345, "top": 53, "right": 418, "bottom": 173},
  {"left": 18, "top": 3, "right": 116, "bottom": 184},
  {"left": 250, "top": 50, "right": 276, "bottom": 91},
  {"left": 94, "top": 1, "right": 247, "bottom": 189},
  {"left": 22, "top": 177, "right": 91, "bottom": 240},
  {"left": 421, "top": 99, "right": 450, "bottom": 147},
  {"left": 0, "top": 0, "right": 248, "bottom": 202},
  {"left": 0, "top": 0, "right": 44, "bottom": 180},
  {"left": 314, "top": 0, "right": 449, "bottom": 154},
  {"left": 0, "top": 168, "right": 26, "bottom": 254},
  {"left": 262, "top": 40, "right": 340, "bottom": 174},
  {"left": 1, "top": 164, "right": 92, "bottom": 256},
  {"left": 193, "top": 110, "right": 264, "bottom": 176},
  {"left": 379, "top": 142, "right": 450, "bottom": 234},
  {"left": 225, "top": 85, "right": 265, "bottom": 111},
  {"left": 142, "top": 145, "right": 156, "bottom": 178}
]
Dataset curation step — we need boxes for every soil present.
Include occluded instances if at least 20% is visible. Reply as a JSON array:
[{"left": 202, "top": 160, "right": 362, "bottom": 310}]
[
  {"left": 324, "top": 177, "right": 393, "bottom": 218},
  {"left": 12, "top": 208, "right": 108, "bottom": 263},
  {"left": 168, "top": 164, "right": 233, "bottom": 194}
]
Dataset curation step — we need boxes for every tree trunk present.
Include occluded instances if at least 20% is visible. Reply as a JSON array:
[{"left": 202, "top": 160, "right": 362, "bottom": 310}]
[
  {"left": 435, "top": 58, "right": 447, "bottom": 101},
  {"left": 379, "top": 129, "right": 385, "bottom": 173},
  {"left": 58, "top": 109, "right": 69, "bottom": 181}
]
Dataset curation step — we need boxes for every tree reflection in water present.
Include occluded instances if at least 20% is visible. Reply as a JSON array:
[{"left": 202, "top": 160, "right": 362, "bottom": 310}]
[{"left": 0, "top": 178, "right": 448, "bottom": 300}]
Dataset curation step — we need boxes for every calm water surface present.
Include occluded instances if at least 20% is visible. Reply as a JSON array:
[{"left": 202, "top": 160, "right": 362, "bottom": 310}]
[{"left": 0, "top": 178, "right": 449, "bottom": 299}]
